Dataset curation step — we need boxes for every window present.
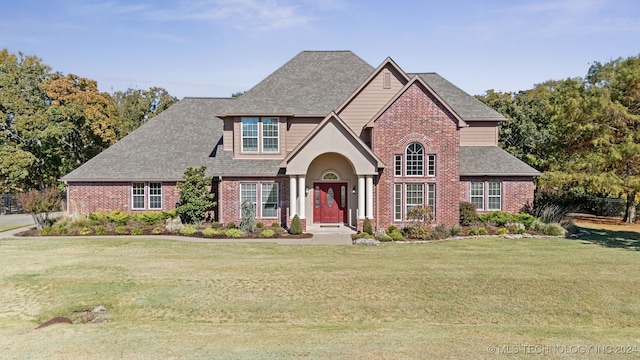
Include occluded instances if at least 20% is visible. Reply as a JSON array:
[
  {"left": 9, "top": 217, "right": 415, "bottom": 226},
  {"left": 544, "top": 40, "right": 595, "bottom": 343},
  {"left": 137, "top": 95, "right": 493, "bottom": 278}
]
[
  {"left": 261, "top": 183, "right": 278, "bottom": 218},
  {"left": 427, "top": 183, "right": 435, "bottom": 214},
  {"left": 241, "top": 118, "right": 258, "bottom": 152},
  {"left": 406, "top": 143, "right": 424, "bottom": 176},
  {"left": 262, "top": 118, "right": 279, "bottom": 152},
  {"left": 241, "top": 117, "right": 280, "bottom": 153},
  {"left": 241, "top": 182, "right": 279, "bottom": 218},
  {"left": 427, "top": 154, "right": 436, "bottom": 176},
  {"left": 132, "top": 182, "right": 162, "bottom": 210},
  {"left": 405, "top": 183, "right": 424, "bottom": 216},
  {"left": 394, "top": 184, "right": 402, "bottom": 221},
  {"left": 132, "top": 183, "right": 145, "bottom": 209},
  {"left": 488, "top": 182, "right": 501, "bottom": 210},
  {"left": 149, "top": 182, "right": 162, "bottom": 209},
  {"left": 322, "top": 172, "right": 338, "bottom": 180},
  {"left": 470, "top": 182, "right": 484, "bottom": 210},
  {"left": 394, "top": 155, "right": 402, "bottom": 176}
]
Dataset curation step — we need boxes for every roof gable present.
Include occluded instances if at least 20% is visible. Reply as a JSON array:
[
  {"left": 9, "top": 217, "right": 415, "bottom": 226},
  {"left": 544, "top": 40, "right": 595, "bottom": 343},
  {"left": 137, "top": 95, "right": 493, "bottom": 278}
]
[
  {"left": 281, "top": 112, "right": 384, "bottom": 175},
  {"left": 221, "top": 51, "right": 374, "bottom": 116}
]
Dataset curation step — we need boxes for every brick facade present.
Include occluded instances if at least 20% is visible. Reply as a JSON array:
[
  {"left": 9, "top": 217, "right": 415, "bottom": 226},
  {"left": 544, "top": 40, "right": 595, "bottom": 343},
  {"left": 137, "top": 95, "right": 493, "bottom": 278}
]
[
  {"left": 372, "top": 83, "right": 461, "bottom": 227},
  {"left": 460, "top": 177, "right": 535, "bottom": 214},
  {"left": 67, "top": 182, "right": 179, "bottom": 214}
]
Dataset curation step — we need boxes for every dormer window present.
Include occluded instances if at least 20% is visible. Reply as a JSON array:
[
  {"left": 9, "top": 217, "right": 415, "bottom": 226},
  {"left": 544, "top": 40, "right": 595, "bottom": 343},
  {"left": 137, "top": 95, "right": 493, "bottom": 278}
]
[{"left": 241, "top": 117, "right": 279, "bottom": 153}]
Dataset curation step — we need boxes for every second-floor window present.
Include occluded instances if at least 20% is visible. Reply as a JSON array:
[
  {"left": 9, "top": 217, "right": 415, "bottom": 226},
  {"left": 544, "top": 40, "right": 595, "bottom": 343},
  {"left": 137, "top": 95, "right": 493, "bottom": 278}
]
[
  {"left": 241, "top": 117, "right": 279, "bottom": 153},
  {"left": 406, "top": 143, "right": 424, "bottom": 176}
]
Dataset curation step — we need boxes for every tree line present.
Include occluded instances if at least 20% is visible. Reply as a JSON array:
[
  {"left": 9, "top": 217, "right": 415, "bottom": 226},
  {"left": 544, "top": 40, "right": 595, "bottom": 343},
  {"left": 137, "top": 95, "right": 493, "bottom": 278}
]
[
  {"left": 477, "top": 54, "right": 640, "bottom": 222},
  {"left": 0, "top": 49, "right": 177, "bottom": 193}
]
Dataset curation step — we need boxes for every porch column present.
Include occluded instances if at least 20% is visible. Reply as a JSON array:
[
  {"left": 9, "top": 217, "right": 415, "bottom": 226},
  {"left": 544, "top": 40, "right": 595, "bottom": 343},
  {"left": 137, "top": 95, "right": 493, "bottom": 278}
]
[
  {"left": 298, "top": 175, "right": 306, "bottom": 219},
  {"left": 289, "top": 176, "right": 297, "bottom": 219},
  {"left": 357, "top": 175, "right": 365, "bottom": 219},
  {"left": 366, "top": 175, "right": 374, "bottom": 219}
]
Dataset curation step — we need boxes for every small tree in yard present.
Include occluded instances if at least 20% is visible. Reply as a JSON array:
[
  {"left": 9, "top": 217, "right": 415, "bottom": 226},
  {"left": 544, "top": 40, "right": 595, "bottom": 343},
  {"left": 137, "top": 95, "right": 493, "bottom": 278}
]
[
  {"left": 176, "top": 166, "right": 216, "bottom": 224},
  {"left": 289, "top": 214, "right": 302, "bottom": 235},
  {"left": 406, "top": 205, "right": 434, "bottom": 239},
  {"left": 18, "top": 188, "right": 61, "bottom": 229}
]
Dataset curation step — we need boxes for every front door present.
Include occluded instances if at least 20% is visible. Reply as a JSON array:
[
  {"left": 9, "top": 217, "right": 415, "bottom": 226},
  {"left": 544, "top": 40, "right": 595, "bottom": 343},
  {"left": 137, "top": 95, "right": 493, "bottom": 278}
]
[{"left": 313, "top": 183, "right": 347, "bottom": 223}]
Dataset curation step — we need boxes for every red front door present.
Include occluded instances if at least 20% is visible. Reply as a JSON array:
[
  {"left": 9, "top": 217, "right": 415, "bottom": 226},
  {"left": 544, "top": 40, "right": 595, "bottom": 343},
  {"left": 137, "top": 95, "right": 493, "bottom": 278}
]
[{"left": 313, "top": 183, "right": 347, "bottom": 223}]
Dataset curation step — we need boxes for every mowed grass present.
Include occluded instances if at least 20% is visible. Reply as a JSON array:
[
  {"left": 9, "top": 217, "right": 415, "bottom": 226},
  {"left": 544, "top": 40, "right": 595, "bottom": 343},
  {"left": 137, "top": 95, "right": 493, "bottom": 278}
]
[
  {"left": 0, "top": 237, "right": 639, "bottom": 359},
  {"left": 0, "top": 224, "right": 31, "bottom": 233}
]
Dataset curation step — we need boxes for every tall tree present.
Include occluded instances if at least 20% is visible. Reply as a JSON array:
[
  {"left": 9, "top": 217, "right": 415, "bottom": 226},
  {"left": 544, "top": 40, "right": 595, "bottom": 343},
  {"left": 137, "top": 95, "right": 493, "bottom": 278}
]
[{"left": 112, "top": 87, "right": 177, "bottom": 138}]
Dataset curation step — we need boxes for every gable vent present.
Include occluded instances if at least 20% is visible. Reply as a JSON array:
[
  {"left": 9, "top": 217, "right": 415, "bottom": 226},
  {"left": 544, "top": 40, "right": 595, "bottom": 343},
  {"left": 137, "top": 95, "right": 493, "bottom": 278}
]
[{"left": 383, "top": 70, "right": 391, "bottom": 89}]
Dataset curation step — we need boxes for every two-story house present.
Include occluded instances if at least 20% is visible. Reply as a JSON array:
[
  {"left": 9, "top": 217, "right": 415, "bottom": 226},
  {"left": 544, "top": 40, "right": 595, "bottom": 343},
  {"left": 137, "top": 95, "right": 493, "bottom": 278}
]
[{"left": 61, "top": 51, "right": 540, "bottom": 231}]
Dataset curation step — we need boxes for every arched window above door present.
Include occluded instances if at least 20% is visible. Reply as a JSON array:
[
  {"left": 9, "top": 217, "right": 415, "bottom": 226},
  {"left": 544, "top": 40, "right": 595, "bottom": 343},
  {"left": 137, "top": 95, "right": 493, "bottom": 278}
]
[{"left": 322, "top": 171, "right": 339, "bottom": 180}]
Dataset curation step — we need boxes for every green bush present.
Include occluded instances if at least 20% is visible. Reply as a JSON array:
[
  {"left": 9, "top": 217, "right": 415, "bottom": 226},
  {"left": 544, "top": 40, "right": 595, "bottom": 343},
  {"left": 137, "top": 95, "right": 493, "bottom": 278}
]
[
  {"left": 357, "top": 232, "right": 372, "bottom": 239},
  {"left": 134, "top": 212, "right": 165, "bottom": 226},
  {"left": 95, "top": 226, "right": 107, "bottom": 235},
  {"left": 176, "top": 166, "right": 217, "bottom": 224},
  {"left": 542, "top": 223, "right": 565, "bottom": 236},
  {"left": 39, "top": 226, "right": 54, "bottom": 236},
  {"left": 378, "top": 235, "right": 393, "bottom": 242},
  {"left": 431, "top": 225, "right": 450, "bottom": 240},
  {"left": 106, "top": 210, "right": 131, "bottom": 226},
  {"left": 152, "top": 227, "right": 164, "bottom": 234},
  {"left": 131, "top": 228, "right": 143, "bottom": 235},
  {"left": 80, "top": 227, "right": 92, "bottom": 235},
  {"left": 459, "top": 202, "right": 478, "bottom": 226},
  {"left": 449, "top": 226, "right": 462, "bottom": 237},
  {"left": 271, "top": 222, "right": 281, "bottom": 228},
  {"left": 505, "top": 222, "right": 526, "bottom": 234},
  {"left": 225, "top": 228, "right": 244, "bottom": 238},
  {"left": 479, "top": 211, "right": 510, "bottom": 226},
  {"left": 57, "top": 225, "right": 68, "bottom": 235},
  {"left": 211, "top": 222, "right": 222, "bottom": 229},
  {"left": 289, "top": 215, "right": 302, "bottom": 235},
  {"left": 387, "top": 225, "right": 398, "bottom": 233},
  {"left": 390, "top": 230, "right": 405, "bottom": 241},
  {"left": 363, "top": 217, "right": 373, "bottom": 235},
  {"left": 202, "top": 228, "right": 222, "bottom": 237},
  {"left": 180, "top": 226, "right": 197, "bottom": 236},
  {"left": 88, "top": 212, "right": 107, "bottom": 224},
  {"left": 406, "top": 225, "right": 430, "bottom": 239},
  {"left": 115, "top": 226, "right": 128, "bottom": 235},
  {"left": 477, "top": 227, "right": 488, "bottom": 235},
  {"left": 256, "top": 222, "right": 264, "bottom": 228},
  {"left": 161, "top": 210, "right": 178, "bottom": 219},
  {"left": 260, "top": 229, "right": 276, "bottom": 238},
  {"left": 530, "top": 219, "right": 545, "bottom": 233},
  {"left": 226, "top": 222, "right": 237, "bottom": 229},
  {"left": 468, "top": 227, "right": 487, "bottom": 236},
  {"left": 497, "top": 227, "right": 508, "bottom": 235}
]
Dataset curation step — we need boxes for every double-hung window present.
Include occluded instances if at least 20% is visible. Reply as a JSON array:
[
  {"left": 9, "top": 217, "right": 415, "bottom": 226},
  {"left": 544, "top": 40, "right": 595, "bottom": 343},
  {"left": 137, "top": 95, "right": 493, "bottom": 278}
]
[
  {"left": 394, "top": 155, "right": 402, "bottom": 176},
  {"left": 240, "top": 182, "right": 279, "bottom": 218},
  {"left": 488, "top": 182, "right": 501, "bottom": 210},
  {"left": 470, "top": 182, "right": 484, "bottom": 210},
  {"left": 241, "top": 117, "right": 279, "bottom": 153},
  {"left": 427, "top": 155, "right": 436, "bottom": 176},
  {"left": 132, "top": 182, "right": 162, "bottom": 210}
]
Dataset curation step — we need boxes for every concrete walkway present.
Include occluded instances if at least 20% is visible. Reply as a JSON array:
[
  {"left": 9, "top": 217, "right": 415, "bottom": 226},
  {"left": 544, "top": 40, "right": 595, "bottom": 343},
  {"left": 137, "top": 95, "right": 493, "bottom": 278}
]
[{"left": 0, "top": 214, "right": 354, "bottom": 245}]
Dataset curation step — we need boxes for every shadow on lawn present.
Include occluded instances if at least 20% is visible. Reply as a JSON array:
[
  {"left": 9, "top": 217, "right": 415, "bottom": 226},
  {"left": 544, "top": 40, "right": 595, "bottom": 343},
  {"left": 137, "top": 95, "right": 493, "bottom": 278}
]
[{"left": 576, "top": 227, "right": 640, "bottom": 251}]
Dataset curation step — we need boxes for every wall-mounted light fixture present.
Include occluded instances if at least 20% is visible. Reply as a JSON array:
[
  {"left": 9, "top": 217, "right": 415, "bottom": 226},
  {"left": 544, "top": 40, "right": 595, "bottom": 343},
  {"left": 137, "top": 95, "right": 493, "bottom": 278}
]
[
  {"left": 305, "top": 187, "right": 310, "bottom": 195},
  {"left": 352, "top": 186, "right": 356, "bottom": 194}
]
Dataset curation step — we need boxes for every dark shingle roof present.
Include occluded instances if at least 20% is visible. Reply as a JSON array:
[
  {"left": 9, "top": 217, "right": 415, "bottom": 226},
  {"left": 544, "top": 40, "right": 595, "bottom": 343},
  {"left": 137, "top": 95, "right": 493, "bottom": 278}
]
[
  {"left": 410, "top": 73, "right": 505, "bottom": 121},
  {"left": 223, "top": 51, "right": 374, "bottom": 116},
  {"left": 61, "top": 98, "right": 282, "bottom": 181},
  {"left": 460, "top": 146, "right": 540, "bottom": 176}
]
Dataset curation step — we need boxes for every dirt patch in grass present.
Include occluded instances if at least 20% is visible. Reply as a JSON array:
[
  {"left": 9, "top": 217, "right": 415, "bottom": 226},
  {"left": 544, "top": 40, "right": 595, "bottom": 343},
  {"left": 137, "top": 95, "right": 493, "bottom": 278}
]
[{"left": 571, "top": 213, "right": 640, "bottom": 233}]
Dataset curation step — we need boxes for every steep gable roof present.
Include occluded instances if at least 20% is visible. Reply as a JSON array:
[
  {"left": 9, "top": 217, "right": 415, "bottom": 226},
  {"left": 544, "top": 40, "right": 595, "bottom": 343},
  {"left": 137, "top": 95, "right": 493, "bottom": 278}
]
[
  {"left": 460, "top": 146, "right": 540, "bottom": 176},
  {"left": 410, "top": 73, "right": 505, "bottom": 121},
  {"left": 220, "top": 51, "right": 374, "bottom": 116}
]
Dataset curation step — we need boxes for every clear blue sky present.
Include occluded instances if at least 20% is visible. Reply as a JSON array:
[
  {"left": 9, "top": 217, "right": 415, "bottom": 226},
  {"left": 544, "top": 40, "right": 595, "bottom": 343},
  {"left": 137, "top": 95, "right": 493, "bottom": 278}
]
[{"left": 3, "top": 0, "right": 639, "bottom": 99}]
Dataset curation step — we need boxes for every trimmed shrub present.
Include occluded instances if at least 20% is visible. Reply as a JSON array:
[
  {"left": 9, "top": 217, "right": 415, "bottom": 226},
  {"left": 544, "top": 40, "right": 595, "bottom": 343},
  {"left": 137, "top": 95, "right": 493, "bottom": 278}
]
[
  {"left": 211, "top": 222, "right": 222, "bottom": 229},
  {"left": 106, "top": 210, "right": 131, "bottom": 226},
  {"left": 39, "top": 226, "right": 54, "bottom": 236},
  {"left": 271, "top": 222, "right": 280, "bottom": 228},
  {"left": 497, "top": 227, "right": 508, "bottom": 235},
  {"left": 387, "top": 225, "right": 398, "bottom": 233},
  {"left": 542, "top": 223, "right": 565, "bottom": 236},
  {"left": 88, "top": 212, "right": 107, "bottom": 224},
  {"left": 152, "top": 227, "right": 164, "bottom": 234},
  {"left": 289, "top": 215, "right": 302, "bottom": 235},
  {"left": 225, "top": 228, "right": 244, "bottom": 238},
  {"left": 459, "top": 201, "right": 478, "bottom": 226},
  {"left": 260, "top": 229, "right": 276, "bottom": 238},
  {"left": 131, "top": 228, "right": 143, "bottom": 235},
  {"left": 95, "top": 226, "right": 107, "bottom": 235},
  {"left": 226, "top": 222, "right": 237, "bottom": 229},
  {"left": 514, "top": 213, "right": 535, "bottom": 228},
  {"left": 202, "top": 228, "right": 219, "bottom": 237},
  {"left": 378, "top": 235, "right": 393, "bottom": 242},
  {"left": 530, "top": 219, "right": 545, "bottom": 233},
  {"left": 134, "top": 212, "right": 165, "bottom": 226},
  {"left": 114, "top": 226, "right": 128, "bottom": 235},
  {"left": 79, "top": 227, "right": 92, "bottom": 235},
  {"left": 477, "top": 227, "right": 488, "bottom": 235},
  {"left": 363, "top": 217, "right": 373, "bottom": 235},
  {"left": 256, "top": 222, "right": 264, "bottom": 228},
  {"left": 357, "top": 232, "right": 372, "bottom": 239},
  {"left": 505, "top": 222, "right": 526, "bottom": 234},
  {"left": 390, "top": 230, "right": 405, "bottom": 241},
  {"left": 180, "top": 226, "right": 197, "bottom": 236}
]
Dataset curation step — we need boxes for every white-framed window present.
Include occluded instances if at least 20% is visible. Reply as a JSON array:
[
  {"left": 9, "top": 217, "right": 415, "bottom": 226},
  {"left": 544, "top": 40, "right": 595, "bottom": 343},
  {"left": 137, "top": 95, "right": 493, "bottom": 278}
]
[
  {"left": 427, "top": 183, "right": 435, "bottom": 214},
  {"left": 240, "top": 182, "right": 279, "bottom": 218},
  {"left": 394, "top": 155, "right": 402, "bottom": 176},
  {"left": 405, "top": 183, "right": 424, "bottom": 216},
  {"left": 241, "top": 117, "right": 279, "bottom": 153},
  {"left": 394, "top": 184, "right": 402, "bottom": 221},
  {"left": 261, "top": 183, "right": 278, "bottom": 218},
  {"left": 427, "top": 154, "right": 436, "bottom": 177},
  {"left": 241, "top": 117, "right": 259, "bottom": 152},
  {"left": 149, "top": 182, "right": 162, "bottom": 209},
  {"left": 132, "top": 182, "right": 162, "bottom": 210},
  {"left": 262, "top": 117, "right": 279, "bottom": 152},
  {"left": 132, "top": 182, "right": 145, "bottom": 209},
  {"left": 406, "top": 143, "right": 424, "bottom": 176},
  {"left": 470, "top": 182, "right": 484, "bottom": 210},
  {"left": 488, "top": 182, "right": 501, "bottom": 210}
]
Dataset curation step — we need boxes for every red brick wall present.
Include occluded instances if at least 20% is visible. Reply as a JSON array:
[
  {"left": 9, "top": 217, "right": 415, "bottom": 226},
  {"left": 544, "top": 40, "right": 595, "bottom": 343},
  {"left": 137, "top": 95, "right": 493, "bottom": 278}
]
[
  {"left": 372, "top": 83, "right": 461, "bottom": 227},
  {"left": 460, "top": 177, "right": 535, "bottom": 214},
  {"left": 67, "top": 182, "right": 179, "bottom": 214},
  {"left": 219, "top": 177, "right": 290, "bottom": 228}
]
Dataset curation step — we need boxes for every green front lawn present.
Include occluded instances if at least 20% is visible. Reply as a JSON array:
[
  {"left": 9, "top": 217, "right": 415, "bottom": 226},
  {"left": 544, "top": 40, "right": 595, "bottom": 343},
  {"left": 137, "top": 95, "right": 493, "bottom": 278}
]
[{"left": 0, "top": 236, "right": 638, "bottom": 359}]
